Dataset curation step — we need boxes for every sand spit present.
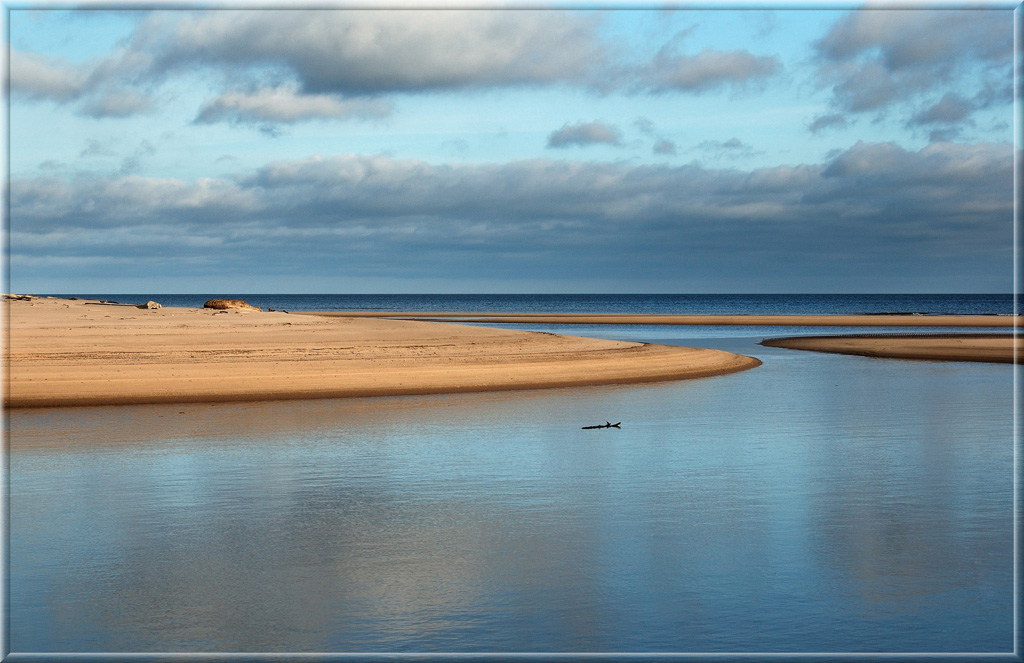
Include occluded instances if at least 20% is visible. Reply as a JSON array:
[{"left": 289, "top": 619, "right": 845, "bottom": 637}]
[
  {"left": 761, "top": 334, "right": 1020, "bottom": 363},
  {"left": 3, "top": 297, "right": 761, "bottom": 409},
  {"left": 306, "top": 312, "right": 1017, "bottom": 327}
]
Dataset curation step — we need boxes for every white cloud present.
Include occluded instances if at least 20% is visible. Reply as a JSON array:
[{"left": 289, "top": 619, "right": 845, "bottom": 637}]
[
  {"left": 8, "top": 46, "right": 158, "bottom": 119},
  {"left": 808, "top": 113, "right": 847, "bottom": 134},
  {"left": 908, "top": 93, "right": 974, "bottom": 127},
  {"left": 133, "top": 10, "right": 606, "bottom": 94},
  {"left": 195, "top": 86, "right": 393, "bottom": 125},
  {"left": 80, "top": 90, "right": 155, "bottom": 118},
  {"left": 816, "top": 9, "right": 1008, "bottom": 70},
  {"left": 12, "top": 10, "right": 791, "bottom": 129},
  {"left": 8, "top": 49, "right": 87, "bottom": 102},
  {"left": 813, "top": 9, "right": 1012, "bottom": 128},
  {"left": 693, "top": 137, "right": 760, "bottom": 159},
  {"left": 652, "top": 139, "right": 678, "bottom": 155},
  {"left": 639, "top": 48, "right": 780, "bottom": 93},
  {"left": 9, "top": 142, "right": 1011, "bottom": 289},
  {"left": 547, "top": 121, "right": 623, "bottom": 149},
  {"left": 12, "top": 141, "right": 1010, "bottom": 240}
]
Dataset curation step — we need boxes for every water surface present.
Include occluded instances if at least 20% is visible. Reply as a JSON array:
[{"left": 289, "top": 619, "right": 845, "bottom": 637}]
[
  {"left": 7, "top": 332, "right": 1015, "bottom": 656},
  {"left": 62, "top": 292, "right": 1015, "bottom": 316}
]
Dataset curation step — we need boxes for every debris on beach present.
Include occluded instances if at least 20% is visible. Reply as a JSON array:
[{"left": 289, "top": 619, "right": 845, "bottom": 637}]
[{"left": 582, "top": 421, "right": 621, "bottom": 429}]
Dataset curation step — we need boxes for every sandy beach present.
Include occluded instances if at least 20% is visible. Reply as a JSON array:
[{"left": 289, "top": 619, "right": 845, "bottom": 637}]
[
  {"left": 762, "top": 334, "right": 1020, "bottom": 363},
  {"left": 308, "top": 312, "right": 1018, "bottom": 327},
  {"left": 3, "top": 296, "right": 761, "bottom": 408}
]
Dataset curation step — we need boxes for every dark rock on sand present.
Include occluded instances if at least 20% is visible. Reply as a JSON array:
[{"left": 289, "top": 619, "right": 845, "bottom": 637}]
[{"left": 204, "top": 299, "right": 262, "bottom": 312}]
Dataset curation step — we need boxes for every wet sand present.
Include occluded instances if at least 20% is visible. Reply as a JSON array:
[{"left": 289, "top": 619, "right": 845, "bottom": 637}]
[
  {"left": 3, "top": 297, "right": 761, "bottom": 409},
  {"left": 307, "top": 312, "right": 1017, "bottom": 327},
  {"left": 762, "top": 334, "right": 1020, "bottom": 363}
]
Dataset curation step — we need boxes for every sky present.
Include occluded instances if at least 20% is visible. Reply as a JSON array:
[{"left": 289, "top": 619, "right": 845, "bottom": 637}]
[{"left": 4, "top": 4, "right": 1019, "bottom": 294}]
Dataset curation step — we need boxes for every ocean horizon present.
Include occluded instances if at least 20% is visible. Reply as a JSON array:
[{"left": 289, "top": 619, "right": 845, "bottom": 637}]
[{"left": 47, "top": 292, "right": 1017, "bottom": 317}]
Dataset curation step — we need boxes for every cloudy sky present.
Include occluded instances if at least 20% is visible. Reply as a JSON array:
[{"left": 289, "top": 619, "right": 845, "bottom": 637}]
[{"left": 6, "top": 6, "right": 1018, "bottom": 294}]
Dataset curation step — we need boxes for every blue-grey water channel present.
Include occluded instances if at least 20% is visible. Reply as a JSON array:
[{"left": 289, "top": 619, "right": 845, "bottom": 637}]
[{"left": 6, "top": 326, "right": 1017, "bottom": 657}]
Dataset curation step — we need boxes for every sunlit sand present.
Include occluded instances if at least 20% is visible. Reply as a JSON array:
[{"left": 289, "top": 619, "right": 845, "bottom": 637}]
[{"left": 3, "top": 296, "right": 761, "bottom": 408}]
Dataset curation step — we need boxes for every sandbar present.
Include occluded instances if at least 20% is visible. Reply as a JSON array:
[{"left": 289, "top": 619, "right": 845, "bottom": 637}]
[
  {"left": 307, "top": 312, "right": 1017, "bottom": 327},
  {"left": 761, "top": 334, "right": 1020, "bottom": 363},
  {"left": 3, "top": 297, "right": 761, "bottom": 409}
]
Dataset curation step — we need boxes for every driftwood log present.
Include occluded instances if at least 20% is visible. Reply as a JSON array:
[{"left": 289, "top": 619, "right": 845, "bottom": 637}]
[{"left": 582, "top": 422, "right": 621, "bottom": 429}]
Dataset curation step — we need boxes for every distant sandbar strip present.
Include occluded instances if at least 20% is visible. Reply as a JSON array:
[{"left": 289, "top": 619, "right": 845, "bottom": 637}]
[
  {"left": 762, "top": 334, "right": 1020, "bottom": 363},
  {"left": 305, "top": 312, "right": 1017, "bottom": 327}
]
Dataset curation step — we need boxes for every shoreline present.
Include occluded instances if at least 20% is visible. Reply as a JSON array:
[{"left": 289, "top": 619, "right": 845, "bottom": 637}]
[
  {"left": 304, "top": 311, "right": 1018, "bottom": 327},
  {"left": 761, "top": 333, "right": 1020, "bottom": 364},
  {"left": 4, "top": 296, "right": 761, "bottom": 409}
]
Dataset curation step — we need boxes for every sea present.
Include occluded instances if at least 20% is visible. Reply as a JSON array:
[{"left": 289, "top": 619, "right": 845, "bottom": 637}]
[
  {"left": 57, "top": 292, "right": 1016, "bottom": 316},
  {"left": 6, "top": 294, "right": 1019, "bottom": 660}
]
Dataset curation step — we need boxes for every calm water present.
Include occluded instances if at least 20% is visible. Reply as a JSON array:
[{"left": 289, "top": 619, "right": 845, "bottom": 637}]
[
  {"left": 5, "top": 296, "right": 1018, "bottom": 658},
  {"left": 58, "top": 292, "right": 1015, "bottom": 316}
]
